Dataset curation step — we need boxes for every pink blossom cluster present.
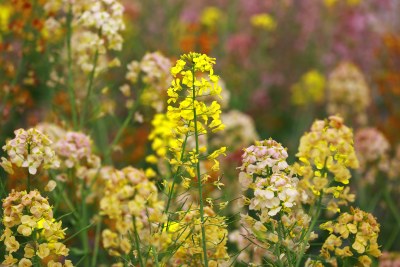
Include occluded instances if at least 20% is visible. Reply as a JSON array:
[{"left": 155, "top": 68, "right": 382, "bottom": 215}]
[
  {"left": 239, "top": 139, "right": 298, "bottom": 217},
  {"left": 55, "top": 132, "right": 92, "bottom": 168},
  {"left": 1, "top": 128, "right": 60, "bottom": 175}
]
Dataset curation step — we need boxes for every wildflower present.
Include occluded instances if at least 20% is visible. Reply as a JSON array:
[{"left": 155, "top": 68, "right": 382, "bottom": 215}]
[
  {"left": 320, "top": 207, "right": 381, "bottom": 266},
  {"left": 100, "top": 167, "right": 168, "bottom": 262},
  {"left": 44, "top": 180, "right": 57, "bottom": 192},
  {"left": 291, "top": 70, "right": 325, "bottom": 106},
  {"left": 355, "top": 128, "right": 390, "bottom": 167},
  {"left": 125, "top": 51, "right": 172, "bottom": 112},
  {"left": 327, "top": 62, "right": 370, "bottom": 124},
  {"left": 200, "top": 7, "right": 222, "bottom": 28},
  {"left": 170, "top": 206, "right": 229, "bottom": 266},
  {"left": 354, "top": 128, "right": 390, "bottom": 184},
  {"left": 72, "top": 0, "right": 125, "bottom": 75},
  {"left": 324, "top": 0, "right": 361, "bottom": 7},
  {"left": 0, "top": 4, "right": 12, "bottom": 32},
  {"left": 233, "top": 138, "right": 315, "bottom": 265},
  {"left": 149, "top": 53, "right": 225, "bottom": 185},
  {"left": 0, "top": 190, "right": 72, "bottom": 266},
  {"left": 54, "top": 131, "right": 92, "bottom": 168},
  {"left": 250, "top": 13, "right": 277, "bottom": 31},
  {"left": 239, "top": 139, "right": 289, "bottom": 178},
  {"left": 293, "top": 116, "right": 359, "bottom": 208},
  {"left": 1, "top": 128, "right": 60, "bottom": 175}
]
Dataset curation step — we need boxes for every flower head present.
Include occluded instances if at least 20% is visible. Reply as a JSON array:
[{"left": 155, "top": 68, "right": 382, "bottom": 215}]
[
  {"left": 1, "top": 190, "right": 71, "bottom": 265},
  {"left": 1, "top": 128, "right": 60, "bottom": 175}
]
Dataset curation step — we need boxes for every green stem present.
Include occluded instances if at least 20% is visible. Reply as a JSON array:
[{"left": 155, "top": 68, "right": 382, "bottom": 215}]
[
  {"left": 164, "top": 132, "right": 189, "bottom": 218},
  {"left": 133, "top": 217, "right": 145, "bottom": 267},
  {"left": 151, "top": 245, "right": 160, "bottom": 267},
  {"left": 80, "top": 179, "right": 90, "bottom": 266},
  {"left": 275, "top": 222, "right": 284, "bottom": 267},
  {"left": 66, "top": 4, "right": 78, "bottom": 130},
  {"left": 80, "top": 49, "right": 99, "bottom": 129},
  {"left": 192, "top": 65, "right": 208, "bottom": 267},
  {"left": 91, "top": 218, "right": 102, "bottom": 267},
  {"left": 295, "top": 193, "right": 323, "bottom": 267}
]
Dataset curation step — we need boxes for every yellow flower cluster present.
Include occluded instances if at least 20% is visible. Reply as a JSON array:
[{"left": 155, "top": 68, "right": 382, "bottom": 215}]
[
  {"left": 250, "top": 13, "right": 277, "bottom": 31},
  {"left": 148, "top": 114, "right": 176, "bottom": 158},
  {"left": 100, "top": 166, "right": 168, "bottom": 262},
  {"left": 327, "top": 61, "right": 370, "bottom": 124},
  {"left": 319, "top": 207, "right": 381, "bottom": 266},
  {"left": 0, "top": 4, "right": 12, "bottom": 33},
  {"left": 170, "top": 206, "right": 229, "bottom": 266},
  {"left": 293, "top": 116, "right": 359, "bottom": 212},
  {"left": 324, "top": 0, "right": 361, "bottom": 7},
  {"left": 291, "top": 70, "right": 325, "bottom": 106},
  {"left": 152, "top": 52, "right": 226, "bottom": 185},
  {"left": 1, "top": 128, "right": 60, "bottom": 175},
  {"left": 200, "top": 7, "right": 222, "bottom": 28},
  {"left": 0, "top": 190, "right": 72, "bottom": 266}
]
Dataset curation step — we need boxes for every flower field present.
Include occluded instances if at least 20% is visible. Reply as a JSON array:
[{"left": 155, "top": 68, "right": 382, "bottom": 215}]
[{"left": 0, "top": 0, "right": 400, "bottom": 266}]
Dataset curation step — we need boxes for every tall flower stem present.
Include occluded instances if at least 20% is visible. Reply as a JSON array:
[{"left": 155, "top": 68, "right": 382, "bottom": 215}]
[
  {"left": 91, "top": 217, "right": 102, "bottom": 267},
  {"left": 80, "top": 179, "right": 90, "bottom": 267},
  {"left": 133, "top": 217, "right": 145, "bottom": 267},
  {"left": 80, "top": 49, "right": 99, "bottom": 129},
  {"left": 66, "top": 4, "right": 78, "bottom": 130},
  {"left": 295, "top": 192, "right": 323, "bottom": 267},
  {"left": 192, "top": 65, "right": 209, "bottom": 267},
  {"left": 164, "top": 132, "right": 189, "bottom": 218}
]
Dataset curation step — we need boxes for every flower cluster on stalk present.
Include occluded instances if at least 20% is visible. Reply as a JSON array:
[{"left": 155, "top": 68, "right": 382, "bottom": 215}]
[
  {"left": 354, "top": 127, "right": 390, "bottom": 184},
  {"left": 317, "top": 207, "right": 381, "bottom": 266},
  {"left": 72, "top": 0, "right": 125, "bottom": 74},
  {"left": 234, "top": 139, "right": 314, "bottom": 265},
  {"left": 1, "top": 128, "right": 60, "bottom": 175},
  {"left": 149, "top": 52, "right": 226, "bottom": 186},
  {"left": 239, "top": 139, "right": 298, "bottom": 217},
  {"left": 0, "top": 190, "right": 72, "bottom": 266},
  {"left": 293, "top": 116, "right": 359, "bottom": 212},
  {"left": 124, "top": 51, "right": 172, "bottom": 112},
  {"left": 170, "top": 207, "right": 229, "bottom": 266},
  {"left": 327, "top": 62, "right": 370, "bottom": 125},
  {"left": 100, "top": 167, "right": 168, "bottom": 265}
]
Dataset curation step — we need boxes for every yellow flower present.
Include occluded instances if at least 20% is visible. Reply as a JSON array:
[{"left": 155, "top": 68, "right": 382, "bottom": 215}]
[
  {"left": 324, "top": 0, "right": 361, "bottom": 7},
  {"left": 18, "top": 258, "right": 32, "bottom": 267},
  {"left": 0, "top": 4, "right": 12, "bottom": 32},
  {"left": 4, "top": 235, "right": 20, "bottom": 253},
  {"left": 200, "top": 7, "right": 222, "bottom": 28},
  {"left": 291, "top": 70, "right": 325, "bottom": 106},
  {"left": 37, "top": 243, "right": 50, "bottom": 259},
  {"left": 295, "top": 116, "right": 359, "bottom": 206},
  {"left": 250, "top": 13, "right": 277, "bottom": 31},
  {"left": 320, "top": 207, "right": 381, "bottom": 264},
  {"left": 358, "top": 255, "right": 372, "bottom": 267},
  {"left": 47, "top": 260, "right": 62, "bottom": 267}
]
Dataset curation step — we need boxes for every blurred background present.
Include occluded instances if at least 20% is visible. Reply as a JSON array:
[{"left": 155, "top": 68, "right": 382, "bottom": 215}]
[{"left": 1, "top": 0, "right": 400, "bottom": 262}]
